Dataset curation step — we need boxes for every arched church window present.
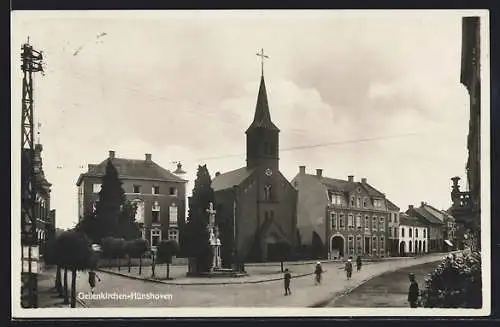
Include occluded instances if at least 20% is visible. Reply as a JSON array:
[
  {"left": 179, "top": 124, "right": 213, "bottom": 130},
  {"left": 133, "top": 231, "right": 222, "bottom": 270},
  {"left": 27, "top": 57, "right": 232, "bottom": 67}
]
[{"left": 264, "top": 185, "right": 273, "bottom": 201}]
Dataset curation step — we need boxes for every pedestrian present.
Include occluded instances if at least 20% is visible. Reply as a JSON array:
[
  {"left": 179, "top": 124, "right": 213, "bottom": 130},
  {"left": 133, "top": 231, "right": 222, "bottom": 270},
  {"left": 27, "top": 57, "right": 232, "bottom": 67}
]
[
  {"left": 408, "top": 273, "right": 420, "bottom": 308},
  {"left": 314, "top": 262, "right": 323, "bottom": 285},
  {"left": 356, "top": 255, "right": 362, "bottom": 272},
  {"left": 284, "top": 268, "right": 292, "bottom": 296},
  {"left": 88, "top": 270, "right": 101, "bottom": 294},
  {"left": 345, "top": 258, "right": 353, "bottom": 280}
]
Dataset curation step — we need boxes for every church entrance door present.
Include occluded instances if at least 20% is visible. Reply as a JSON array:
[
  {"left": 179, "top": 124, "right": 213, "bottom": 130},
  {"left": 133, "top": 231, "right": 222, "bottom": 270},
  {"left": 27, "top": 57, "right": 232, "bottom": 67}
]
[{"left": 330, "top": 235, "right": 344, "bottom": 259}]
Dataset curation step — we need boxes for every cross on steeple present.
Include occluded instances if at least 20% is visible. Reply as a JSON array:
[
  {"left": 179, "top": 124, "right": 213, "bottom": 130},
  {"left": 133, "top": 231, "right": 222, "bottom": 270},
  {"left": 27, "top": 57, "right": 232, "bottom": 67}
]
[{"left": 256, "top": 48, "right": 269, "bottom": 76}]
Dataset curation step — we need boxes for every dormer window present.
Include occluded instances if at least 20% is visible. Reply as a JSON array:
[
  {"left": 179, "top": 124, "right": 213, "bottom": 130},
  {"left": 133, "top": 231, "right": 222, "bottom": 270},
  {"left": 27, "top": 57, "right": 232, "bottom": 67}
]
[{"left": 350, "top": 197, "right": 355, "bottom": 207}]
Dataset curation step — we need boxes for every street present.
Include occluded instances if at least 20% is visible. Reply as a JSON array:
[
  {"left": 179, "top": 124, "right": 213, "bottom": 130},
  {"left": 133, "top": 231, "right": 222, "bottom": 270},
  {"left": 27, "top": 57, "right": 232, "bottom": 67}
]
[
  {"left": 330, "top": 261, "right": 439, "bottom": 307},
  {"left": 62, "top": 254, "right": 445, "bottom": 307}
]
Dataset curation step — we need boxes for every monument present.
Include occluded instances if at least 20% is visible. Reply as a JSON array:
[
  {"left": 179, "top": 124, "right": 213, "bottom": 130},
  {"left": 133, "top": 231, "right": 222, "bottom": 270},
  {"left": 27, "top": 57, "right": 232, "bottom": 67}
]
[{"left": 206, "top": 202, "right": 222, "bottom": 270}]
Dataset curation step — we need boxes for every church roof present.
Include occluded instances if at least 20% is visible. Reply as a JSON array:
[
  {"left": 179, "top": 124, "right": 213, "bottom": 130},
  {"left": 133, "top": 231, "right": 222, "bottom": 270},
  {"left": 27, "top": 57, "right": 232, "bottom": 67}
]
[
  {"left": 76, "top": 157, "right": 187, "bottom": 186},
  {"left": 245, "top": 75, "right": 280, "bottom": 133},
  {"left": 211, "top": 167, "right": 255, "bottom": 192}
]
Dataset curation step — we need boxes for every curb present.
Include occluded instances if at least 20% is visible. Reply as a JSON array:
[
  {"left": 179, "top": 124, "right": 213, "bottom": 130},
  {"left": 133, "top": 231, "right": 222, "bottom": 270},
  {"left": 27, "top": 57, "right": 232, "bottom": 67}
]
[
  {"left": 98, "top": 268, "right": 321, "bottom": 286},
  {"left": 308, "top": 258, "right": 443, "bottom": 308}
]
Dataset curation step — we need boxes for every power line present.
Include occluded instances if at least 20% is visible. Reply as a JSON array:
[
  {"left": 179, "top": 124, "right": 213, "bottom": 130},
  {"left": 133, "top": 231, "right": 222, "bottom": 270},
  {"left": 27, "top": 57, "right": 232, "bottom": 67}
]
[{"left": 195, "top": 132, "right": 422, "bottom": 161}]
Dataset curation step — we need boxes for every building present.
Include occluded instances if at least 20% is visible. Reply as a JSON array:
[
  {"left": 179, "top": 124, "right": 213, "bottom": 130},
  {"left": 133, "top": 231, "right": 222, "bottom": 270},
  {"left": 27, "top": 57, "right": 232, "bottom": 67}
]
[
  {"left": 386, "top": 199, "right": 400, "bottom": 256},
  {"left": 407, "top": 202, "right": 445, "bottom": 253},
  {"left": 450, "top": 16, "right": 481, "bottom": 250},
  {"left": 24, "top": 144, "right": 56, "bottom": 257},
  {"left": 441, "top": 210, "right": 458, "bottom": 251},
  {"left": 211, "top": 73, "right": 297, "bottom": 264},
  {"left": 76, "top": 151, "right": 188, "bottom": 247},
  {"left": 399, "top": 213, "right": 428, "bottom": 256},
  {"left": 291, "top": 169, "right": 395, "bottom": 259}
]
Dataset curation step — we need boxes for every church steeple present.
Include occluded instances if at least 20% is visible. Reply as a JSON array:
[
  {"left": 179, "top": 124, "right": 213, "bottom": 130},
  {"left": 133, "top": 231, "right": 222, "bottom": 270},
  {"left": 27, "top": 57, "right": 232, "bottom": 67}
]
[
  {"left": 246, "top": 75, "right": 280, "bottom": 133},
  {"left": 246, "top": 50, "right": 280, "bottom": 169}
]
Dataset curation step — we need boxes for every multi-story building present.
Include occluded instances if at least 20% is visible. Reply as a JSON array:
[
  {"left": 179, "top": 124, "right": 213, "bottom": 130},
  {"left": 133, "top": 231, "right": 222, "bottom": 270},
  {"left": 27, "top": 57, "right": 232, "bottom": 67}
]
[
  {"left": 399, "top": 213, "right": 428, "bottom": 256},
  {"left": 25, "top": 144, "right": 56, "bottom": 257},
  {"left": 386, "top": 199, "right": 400, "bottom": 256},
  {"left": 76, "top": 151, "right": 188, "bottom": 247},
  {"left": 291, "top": 168, "right": 395, "bottom": 259},
  {"left": 407, "top": 202, "right": 445, "bottom": 253}
]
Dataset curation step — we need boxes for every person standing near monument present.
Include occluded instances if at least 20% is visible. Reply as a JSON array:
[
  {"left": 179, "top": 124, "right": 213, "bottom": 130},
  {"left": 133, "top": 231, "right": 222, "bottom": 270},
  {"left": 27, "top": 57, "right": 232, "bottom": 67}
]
[{"left": 284, "top": 268, "right": 292, "bottom": 296}]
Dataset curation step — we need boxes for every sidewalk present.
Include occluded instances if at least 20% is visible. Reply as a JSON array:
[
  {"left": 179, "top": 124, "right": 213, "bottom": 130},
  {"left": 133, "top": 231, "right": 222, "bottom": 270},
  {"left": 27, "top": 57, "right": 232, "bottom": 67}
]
[{"left": 37, "top": 267, "right": 86, "bottom": 308}]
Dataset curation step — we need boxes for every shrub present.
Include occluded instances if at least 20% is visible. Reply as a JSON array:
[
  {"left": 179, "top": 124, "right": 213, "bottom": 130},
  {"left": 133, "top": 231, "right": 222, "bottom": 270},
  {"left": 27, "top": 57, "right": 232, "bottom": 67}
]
[{"left": 421, "top": 249, "right": 482, "bottom": 308}]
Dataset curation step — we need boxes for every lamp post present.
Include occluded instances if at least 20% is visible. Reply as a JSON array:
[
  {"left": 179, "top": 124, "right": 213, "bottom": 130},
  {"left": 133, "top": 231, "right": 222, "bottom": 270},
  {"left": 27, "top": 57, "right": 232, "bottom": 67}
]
[{"left": 232, "top": 185, "right": 238, "bottom": 271}]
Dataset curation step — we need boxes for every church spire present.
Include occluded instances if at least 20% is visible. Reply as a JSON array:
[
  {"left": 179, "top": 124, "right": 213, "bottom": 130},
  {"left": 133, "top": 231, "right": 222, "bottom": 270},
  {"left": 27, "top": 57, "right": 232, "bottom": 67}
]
[{"left": 246, "top": 49, "right": 279, "bottom": 133}]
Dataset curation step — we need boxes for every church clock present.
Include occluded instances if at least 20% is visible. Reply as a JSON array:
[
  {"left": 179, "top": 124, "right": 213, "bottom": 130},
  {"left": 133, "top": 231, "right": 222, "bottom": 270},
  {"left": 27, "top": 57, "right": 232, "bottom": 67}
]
[{"left": 265, "top": 168, "right": 273, "bottom": 177}]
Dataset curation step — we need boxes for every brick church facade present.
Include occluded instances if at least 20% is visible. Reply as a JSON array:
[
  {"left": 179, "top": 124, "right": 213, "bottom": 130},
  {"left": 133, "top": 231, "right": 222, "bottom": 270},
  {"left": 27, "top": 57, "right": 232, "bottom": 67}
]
[{"left": 212, "top": 74, "right": 297, "bottom": 264}]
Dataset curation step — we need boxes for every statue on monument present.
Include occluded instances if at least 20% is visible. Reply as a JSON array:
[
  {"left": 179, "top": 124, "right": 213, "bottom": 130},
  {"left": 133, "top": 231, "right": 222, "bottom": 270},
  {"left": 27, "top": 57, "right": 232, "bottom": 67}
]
[{"left": 206, "top": 202, "right": 222, "bottom": 270}]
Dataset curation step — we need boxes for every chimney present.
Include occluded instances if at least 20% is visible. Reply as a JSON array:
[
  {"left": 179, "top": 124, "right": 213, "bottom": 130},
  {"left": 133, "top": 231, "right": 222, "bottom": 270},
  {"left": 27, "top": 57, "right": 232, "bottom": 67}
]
[
  {"left": 215, "top": 171, "right": 221, "bottom": 177},
  {"left": 421, "top": 201, "right": 426, "bottom": 207},
  {"left": 108, "top": 150, "right": 115, "bottom": 159},
  {"left": 361, "top": 177, "right": 367, "bottom": 183},
  {"left": 348, "top": 175, "right": 354, "bottom": 182},
  {"left": 299, "top": 165, "right": 306, "bottom": 175},
  {"left": 316, "top": 169, "right": 323, "bottom": 177},
  {"left": 409, "top": 205, "right": 414, "bottom": 210},
  {"left": 145, "top": 153, "right": 152, "bottom": 162}
]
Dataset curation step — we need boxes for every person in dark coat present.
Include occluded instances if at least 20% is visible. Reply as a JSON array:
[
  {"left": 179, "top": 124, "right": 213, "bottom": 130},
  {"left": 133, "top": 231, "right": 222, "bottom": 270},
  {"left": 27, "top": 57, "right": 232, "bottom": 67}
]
[
  {"left": 314, "top": 262, "right": 323, "bottom": 285},
  {"left": 88, "top": 270, "right": 101, "bottom": 294},
  {"left": 408, "top": 273, "right": 420, "bottom": 308},
  {"left": 345, "top": 258, "right": 353, "bottom": 279},
  {"left": 284, "top": 268, "right": 292, "bottom": 295},
  {"left": 356, "top": 255, "right": 362, "bottom": 272}
]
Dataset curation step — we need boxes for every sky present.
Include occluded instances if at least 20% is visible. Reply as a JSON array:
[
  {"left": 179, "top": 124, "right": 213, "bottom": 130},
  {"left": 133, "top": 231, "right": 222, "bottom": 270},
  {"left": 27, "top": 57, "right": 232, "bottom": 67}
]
[{"left": 11, "top": 10, "right": 485, "bottom": 230}]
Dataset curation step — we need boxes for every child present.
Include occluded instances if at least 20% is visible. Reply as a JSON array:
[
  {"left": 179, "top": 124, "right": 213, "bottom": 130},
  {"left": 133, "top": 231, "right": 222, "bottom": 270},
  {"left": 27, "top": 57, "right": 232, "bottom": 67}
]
[
  {"left": 408, "top": 273, "right": 420, "bottom": 308},
  {"left": 345, "top": 258, "right": 353, "bottom": 280},
  {"left": 284, "top": 268, "right": 292, "bottom": 296},
  {"left": 88, "top": 270, "right": 101, "bottom": 294}
]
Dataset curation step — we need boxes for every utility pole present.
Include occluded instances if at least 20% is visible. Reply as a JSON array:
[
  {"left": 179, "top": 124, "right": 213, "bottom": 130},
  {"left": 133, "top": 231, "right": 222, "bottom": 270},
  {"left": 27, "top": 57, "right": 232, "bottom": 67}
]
[{"left": 20, "top": 38, "right": 44, "bottom": 309}]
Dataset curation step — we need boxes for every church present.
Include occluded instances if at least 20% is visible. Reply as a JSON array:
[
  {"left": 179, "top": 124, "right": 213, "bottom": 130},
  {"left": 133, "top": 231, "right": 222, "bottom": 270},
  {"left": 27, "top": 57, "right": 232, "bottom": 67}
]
[{"left": 211, "top": 65, "right": 298, "bottom": 264}]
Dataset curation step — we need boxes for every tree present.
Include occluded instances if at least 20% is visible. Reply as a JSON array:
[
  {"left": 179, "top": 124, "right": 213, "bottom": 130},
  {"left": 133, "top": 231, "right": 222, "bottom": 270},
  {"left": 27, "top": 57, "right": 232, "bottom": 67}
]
[
  {"left": 116, "top": 201, "right": 140, "bottom": 240},
  {"left": 184, "top": 164, "right": 214, "bottom": 273},
  {"left": 157, "top": 240, "right": 180, "bottom": 279},
  {"left": 128, "top": 239, "right": 148, "bottom": 275},
  {"left": 94, "top": 159, "right": 125, "bottom": 239},
  {"left": 43, "top": 237, "right": 63, "bottom": 296},
  {"left": 101, "top": 236, "right": 116, "bottom": 266},
  {"left": 113, "top": 238, "right": 127, "bottom": 271},
  {"left": 57, "top": 230, "right": 96, "bottom": 308},
  {"left": 124, "top": 240, "right": 135, "bottom": 273},
  {"left": 75, "top": 211, "right": 101, "bottom": 243}
]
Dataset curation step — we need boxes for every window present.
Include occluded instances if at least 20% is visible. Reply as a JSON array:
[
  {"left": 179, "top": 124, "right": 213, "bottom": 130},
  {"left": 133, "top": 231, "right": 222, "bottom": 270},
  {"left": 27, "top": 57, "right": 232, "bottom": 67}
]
[
  {"left": 424, "top": 229, "right": 426, "bottom": 238},
  {"left": 409, "top": 228, "right": 412, "bottom": 237},
  {"left": 348, "top": 215, "right": 354, "bottom": 229},
  {"left": 350, "top": 197, "right": 355, "bottom": 207},
  {"left": 363, "top": 199, "right": 368, "bottom": 208},
  {"left": 380, "top": 236, "right": 385, "bottom": 250},
  {"left": 365, "top": 216, "right": 369, "bottom": 230},
  {"left": 374, "top": 199, "right": 383, "bottom": 208},
  {"left": 356, "top": 235, "right": 362, "bottom": 254},
  {"left": 394, "top": 213, "right": 398, "bottom": 223},
  {"left": 152, "top": 201, "right": 160, "bottom": 223},
  {"left": 264, "top": 185, "right": 272, "bottom": 201},
  {"left": 169, "top": 187, "right": 178, "bottom": 196},
  {"left": 389, "top": 228, "right": 392, "bottom": 237},
  {"left": 339, "top": 214, "right": 345, "bottom": 229},
  {"left": 132, "top": 199, "right": 145, "bottom": 224},
  {"left": 409, "top": 241, "right": 412, "bottom": 252},
  {"left": 356, "top": 197, "right": 361, "bottom": 208},
  {"left": 401, "top": 227, "right": 405, "bottom": 237},
  {"left": 379, "top": 217, "right": 385, "bottom": 231},
  {"left": 348, "top": 235, "right": 354, "bottom": 255},
  {"left": 331, "top": 212, "right": 337, "bottom": 230},
  {"left": 92, "top": 183, "right": 102, "bottom": 193},
  {"left": 372, "top": 217, "right": 377, "bottom": 231},
  {"left": 140, "top": 228, "right": 145, "bottom": 240},
  {"left": 151, "top": 229, "right": 161, "bottom": 247},
  {"left": 152, "top": 185, "right": 160, "bottom": 195},
  {"left": 416, "top": 228, "right": 419, "bottom": 238},
  {"left": 168, "top": 228, "right": 179, "bottom": 243},
  {"left": 133, "top": 185, "right": 141, "bottom": 193},
  {"left": 372, "top": 236, "right": 378, "bottom": 252},
  {"left": 356, "top": 215, "right": 362, "bottom": 229},
  {"left": 169, "top": 203, "right": 178, "bottom": 226},
  {"left": 394, "top": 227, "right": 398, "bottom": 238},
  {"left": 331, "top": 194, "right": 342, "bottom": 206}
]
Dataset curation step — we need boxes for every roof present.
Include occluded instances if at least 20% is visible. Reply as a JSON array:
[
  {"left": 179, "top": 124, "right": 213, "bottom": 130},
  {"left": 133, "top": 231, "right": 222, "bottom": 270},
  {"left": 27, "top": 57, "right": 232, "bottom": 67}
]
[
  {"left": 385, "top": 199, "right": 400, "bottom": 211},
  {"left": 245, "top": 75, "right": 279, "bottom": 133},
  {"left": 400, "top": 214, "right": 427, "bottom": 228},
  {"left": 76, "top": 157, "right": 187, "bottom": 186},
  {"left": 211, "top": 167, "right": 255, "bottom": 192},
  {"left": 410, "top": 207, "right": 444, "bottom": 225},
  {"left": 421, "top": 203, "right": 446, "bottom": 222},
  {"left": 316, "top": 175, "right": 385, "bottom": 197}
]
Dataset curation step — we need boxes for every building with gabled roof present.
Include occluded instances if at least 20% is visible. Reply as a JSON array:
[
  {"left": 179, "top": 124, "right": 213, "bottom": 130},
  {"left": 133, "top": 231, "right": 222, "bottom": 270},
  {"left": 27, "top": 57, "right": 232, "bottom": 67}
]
[
  {"left": 211, "top": 73, "right": 297, "bottom": 264},
  {"left": 291, "top": 168, "right": 396, "bottom": 259},
  {"left": 406, "top": 202, "right": 445, "bottom": 253},
  {"left": 398, "top": 213, "right": 428, "bottom": 256},
  {"left": 76, "top": 151, "right": 188, "bottom": 248}
]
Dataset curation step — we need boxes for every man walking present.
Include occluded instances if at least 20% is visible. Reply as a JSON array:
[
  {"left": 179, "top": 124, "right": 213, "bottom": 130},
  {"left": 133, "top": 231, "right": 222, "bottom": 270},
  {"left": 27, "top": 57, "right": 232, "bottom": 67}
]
[
  {"left": 88, "top": 270, "right": 101, "bottom": 294},
  {"left": 284, "top": 268, "right": 292, "bottom": 295},
  {"left": 408, "top": 273, "right": 420, "bottom": 308},
  {"left": 356, "top": 255, "right": 362, "bottom": 272},
  {"left": 345, "top": 258, "right": 353, "bottom": 280},
  {"left": 314, "top": 262, "right": 323, "bottom": 285}
]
